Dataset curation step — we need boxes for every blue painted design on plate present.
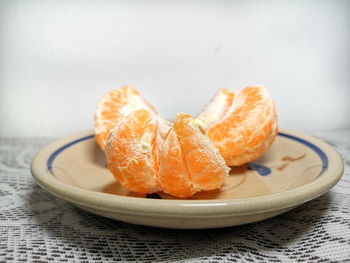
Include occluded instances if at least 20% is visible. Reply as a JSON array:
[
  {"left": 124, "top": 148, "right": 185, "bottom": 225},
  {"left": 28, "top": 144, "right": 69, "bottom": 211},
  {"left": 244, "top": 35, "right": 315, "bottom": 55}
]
[
  {"left": 247, "top": 163, "right": 271, "bottom": 176},
  {"left": 47, "top": 135, "right": 94, "bottom": 173},
  {"left": 278, "top": 132, "right": 328, "bottom": 175},
  {"left": 242, "top": 132, "right": 328, "bottom": 176},
  {"left": 46, "top": 132, "right": 328, "bottom": 177}
]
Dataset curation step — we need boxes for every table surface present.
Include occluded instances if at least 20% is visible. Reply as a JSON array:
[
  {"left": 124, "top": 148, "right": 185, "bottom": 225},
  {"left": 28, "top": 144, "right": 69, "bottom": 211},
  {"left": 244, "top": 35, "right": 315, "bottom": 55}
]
[{"left": 0, "top": 130, "right": 349, "bottom": 263}]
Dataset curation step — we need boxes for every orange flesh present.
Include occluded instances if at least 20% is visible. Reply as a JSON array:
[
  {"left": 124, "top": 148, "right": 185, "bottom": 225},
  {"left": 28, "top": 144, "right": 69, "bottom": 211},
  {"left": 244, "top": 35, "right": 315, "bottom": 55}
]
[
  {"left": 158, "top": 128, "right": 195, "bottom": 198},
  {"left": 199, "top": 86, "right": 278, "bottom": 166},
  {"left": 94, "top": 86, "right": 157, "bottom": 150},
  {"left": 105, "top": 111, "right": 229, "bottom": 197},
  {"left": 98, "top": 85, "right": 278, "bottom": 197},
  {"left": 105, "top": 109, "right": 159, "bottom": 194},
  {"left": 173, "top": 113, "right": 229, "bottom": 192}
]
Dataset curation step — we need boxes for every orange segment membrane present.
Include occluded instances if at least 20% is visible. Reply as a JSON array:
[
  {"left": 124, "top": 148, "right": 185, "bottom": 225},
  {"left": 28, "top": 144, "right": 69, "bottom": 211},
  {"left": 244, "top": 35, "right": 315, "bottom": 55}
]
[
  {"left": 105, "top": 109, "right": 159, "bottom": 194},
  {"left": 98, "top": 85, "right": 278, "bottom": 197},
  {"left": 198, "top": 86, "right": 278, "bottom": 166}
]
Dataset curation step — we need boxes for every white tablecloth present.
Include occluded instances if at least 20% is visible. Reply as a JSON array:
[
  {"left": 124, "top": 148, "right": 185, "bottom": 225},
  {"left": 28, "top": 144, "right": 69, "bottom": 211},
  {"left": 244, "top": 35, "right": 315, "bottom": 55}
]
[{"left": 0, "top": 130, "right": 349, "bottom": 262}]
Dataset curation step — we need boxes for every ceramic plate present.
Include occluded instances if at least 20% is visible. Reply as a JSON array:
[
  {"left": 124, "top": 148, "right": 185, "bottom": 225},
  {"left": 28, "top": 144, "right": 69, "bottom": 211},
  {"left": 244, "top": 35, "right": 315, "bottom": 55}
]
[{"left": 31, "top": 129, "right": 343, "bottom": 229}]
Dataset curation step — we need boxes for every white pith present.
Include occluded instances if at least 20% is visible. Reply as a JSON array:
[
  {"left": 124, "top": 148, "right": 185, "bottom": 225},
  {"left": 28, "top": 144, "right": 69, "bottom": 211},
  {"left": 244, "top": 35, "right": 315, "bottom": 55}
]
[
  {"left": 198, "top": 90, "right": 230, "bottom": 126},
  {"left": 188, "top": 117, "right": 230, "bottom": 191}
]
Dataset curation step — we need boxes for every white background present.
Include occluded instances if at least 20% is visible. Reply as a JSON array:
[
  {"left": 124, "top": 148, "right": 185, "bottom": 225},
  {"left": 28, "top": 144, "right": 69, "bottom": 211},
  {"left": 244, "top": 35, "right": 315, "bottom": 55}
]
[{"left": 0, "top": 0, "right": 349, "bottom": 137}]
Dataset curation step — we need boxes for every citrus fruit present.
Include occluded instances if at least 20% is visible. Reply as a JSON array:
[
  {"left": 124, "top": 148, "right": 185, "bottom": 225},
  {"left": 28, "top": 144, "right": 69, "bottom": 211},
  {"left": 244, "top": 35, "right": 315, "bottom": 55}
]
[
  {"left": 159, "top": 113, "right": 229, "bottom": 198},
  {"left": 94, "top": 86, "right": 157, "bottom": 150},
  {"left": 105, "top": 109, "right": 160, "bottom": 194},
  {"left": 105, "top": 110, "right": 229, "bottom": 198},
  {"left": 198, "top": 85, "right": 278, "bottom": 166},
  {"left": 98, "top": 85, "right": 277, "bottom": 198}
]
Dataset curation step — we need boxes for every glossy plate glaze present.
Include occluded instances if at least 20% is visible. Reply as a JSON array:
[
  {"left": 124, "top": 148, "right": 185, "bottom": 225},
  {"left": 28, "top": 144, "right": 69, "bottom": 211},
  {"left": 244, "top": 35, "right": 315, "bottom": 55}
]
[{"left": 31, "top": 129, "right": 343, "bottom": 229}]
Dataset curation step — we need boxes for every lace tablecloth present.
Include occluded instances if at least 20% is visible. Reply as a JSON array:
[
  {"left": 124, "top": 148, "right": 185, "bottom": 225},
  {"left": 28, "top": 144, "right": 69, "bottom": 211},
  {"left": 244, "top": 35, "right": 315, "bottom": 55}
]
[{"left": 0, "top": 130, "right": 349, "bottom": 262}]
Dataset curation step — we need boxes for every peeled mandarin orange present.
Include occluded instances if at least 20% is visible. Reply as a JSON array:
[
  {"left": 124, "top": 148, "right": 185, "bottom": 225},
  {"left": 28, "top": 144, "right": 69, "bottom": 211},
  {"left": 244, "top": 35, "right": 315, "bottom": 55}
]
[
  {"left": 159, "top": 114, "right": 229, "bottom": 198},
  {"left": 98, "top": 85, "right": 277, "bottom": 198},
  {"left": 94, "top": 86, "right": 157, "bottom": 150},
  {"left": 105, "top": 109, "right": 160, "bottom": 194},
  {"left": 173, "top": 113, "right": 229, "bottom": 191},
  {"left": 198, "top": 86, "right": 278, "bottom": 166},
  {"left": 158, "top": 128, "right": 195, "bottom": 198},
  {"left": 105, "top": 109, "right": 229, "bottom": 198}
]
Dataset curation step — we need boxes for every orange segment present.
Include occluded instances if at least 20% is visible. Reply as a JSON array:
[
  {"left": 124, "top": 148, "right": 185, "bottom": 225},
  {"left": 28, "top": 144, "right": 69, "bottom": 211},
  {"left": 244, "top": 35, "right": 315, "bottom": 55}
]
[
  {"left": 224, "top": 117, "right": 277, "bottom": 165},
  {"left": 94, "top": 86, "right": 157, "bottom": 150},
  {"left": 105, "top": 109, "right": 159, "bottom": 194},
  {"left": 106, "top": 110, "right": 229, "bottom": 198},
  {"left": 199, "top": 85, "right": 278, "bottom": 166},
  {"left": 198, "top": 88, "right": 235, "bottom": 128},
  {"left": 158, "top": 129, "right": 195, "bottom": 198},
  {"left": 99, "top": 85, "right": 277, "bottom": 197},
  {"left": 173, "top": 113, "right": 230, "bottom": 191}
]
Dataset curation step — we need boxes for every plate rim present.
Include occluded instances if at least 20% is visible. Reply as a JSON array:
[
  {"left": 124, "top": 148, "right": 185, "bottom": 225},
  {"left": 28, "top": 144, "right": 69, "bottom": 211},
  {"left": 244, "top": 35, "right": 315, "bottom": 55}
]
[{"left": 30, "top": 129, "right": 344, "bottom": 218}]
